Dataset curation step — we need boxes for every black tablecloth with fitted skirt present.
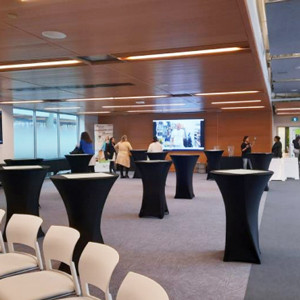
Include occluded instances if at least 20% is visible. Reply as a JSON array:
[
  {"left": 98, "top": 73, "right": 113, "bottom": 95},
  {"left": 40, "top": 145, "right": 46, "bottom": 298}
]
[
  {"left": 135, "top": 160, "right": 171, "bottom": 219},
  {"left": 130, "top": 150, "right": 148, "bottom": 178},
  {"left": 51, "top": 172, "right": 118, "bottom": 269},
  {"left": 211, "top": 169, "right": 273, "bottom": 264},
  {"left": 170, "top": 155, "right": 199, "bottom": 199},
  {"left": 0, "top": 165, "right": 49, "bottom": 239},
  {"left": 146, "top": 152, "right": 168, "bottom": 160},
  {"left": 246, "top": 153, "right": 273, "bottom": 191},
  {"left": 4, "top": 158, "right": 44, "bottom": 166},
  {"left": 65, "top": 154, "right": 93, "bottom": 173},
  {"left": 204, "top": 150, "right": 224, "bottom": 180}
]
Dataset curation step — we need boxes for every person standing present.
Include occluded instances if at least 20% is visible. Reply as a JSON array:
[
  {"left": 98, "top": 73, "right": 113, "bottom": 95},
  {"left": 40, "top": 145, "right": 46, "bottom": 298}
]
[
  {"left": 105, "top": 137, "right": 117, "bottom": 173},
  {"left": 292, "top": 135, "right": 300, "bottom": 159},
  {"left": 272, "top": 136, "right": 282, "bottom": 158},
  {"left": 115, "top": 135, "right": 133, "bottom": 178},
  {"left": 148, "top": 136, "right": 163, "bottom": 152},
  {"left": 79, "top": 131, "right": 95, "bottom": 172},
  {"left": 241, "top": 136, "right": 254, "bottom": 169}
]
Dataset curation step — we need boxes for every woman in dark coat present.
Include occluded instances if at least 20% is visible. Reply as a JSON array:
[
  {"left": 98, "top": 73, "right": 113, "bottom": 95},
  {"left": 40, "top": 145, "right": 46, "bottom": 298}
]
[
  {"left": 105, "top": 137, "right": 116, "bottom": 173},
  {"left": 272, "top": 136, "right": 282, "bottom": 158}
]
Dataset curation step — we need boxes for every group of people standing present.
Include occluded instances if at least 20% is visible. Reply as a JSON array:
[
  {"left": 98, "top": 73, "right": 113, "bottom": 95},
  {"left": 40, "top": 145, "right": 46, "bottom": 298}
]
[{"left": 241, "top": 135, "right": 283, "bottom": 169}]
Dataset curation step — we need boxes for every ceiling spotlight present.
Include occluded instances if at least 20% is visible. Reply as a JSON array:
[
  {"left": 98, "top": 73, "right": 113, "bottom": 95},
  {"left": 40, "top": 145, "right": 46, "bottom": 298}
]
[{"left": 42, "top": 31, "right": 67, "bottom": 39}]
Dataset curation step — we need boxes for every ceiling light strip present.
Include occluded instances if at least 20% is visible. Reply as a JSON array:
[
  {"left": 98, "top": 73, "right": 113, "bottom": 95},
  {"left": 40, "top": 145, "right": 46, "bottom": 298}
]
[
  {"left": 77, "top": 111, "right": 111, "bottom": 115},
  {"left": 221, "top": 106, "right": 265, "bottom": 110},
  {"left": 66, "top": 95, "right": 168, "bottom": 102},
  {"left": 0, "top": 59, "right": 81, "bottom": 71},
  {"left": 195, "top": 90, "right": 260, "bottom": 96},
  {"left": 0, "top": 100, "right": 44, "bottom": 104},
  {"left": 211, "top": 100, "right": 261, "bottom": 105},
  {"left": 276, "top": 108, "right": 300, "bottom": 111},
  {"left": 118, "top": 47, "right": 245, "bottom": 61},
  {"left": 102, "top": 103, "right": 185, "bottom": 108},
  {"left": 44, "top": 107, "right": 81, "bottom": 110}
]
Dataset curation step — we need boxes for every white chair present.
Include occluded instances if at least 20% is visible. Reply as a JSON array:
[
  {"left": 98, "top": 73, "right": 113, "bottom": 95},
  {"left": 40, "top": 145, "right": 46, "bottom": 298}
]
[
  {"left": 0, "top": 209, "right": 6, "bottom": 253},
  {"left": 61, "top": 242, "right": 119, "bottom": 300},
  {"left": 0, "top": 214, "right": 43, "bottom": 278},
  {"left": 116, "top": 272, "right": 169, "bottom": 300},
  {"left": 0, "top": 225, "right": 81, "bottom": 300}
]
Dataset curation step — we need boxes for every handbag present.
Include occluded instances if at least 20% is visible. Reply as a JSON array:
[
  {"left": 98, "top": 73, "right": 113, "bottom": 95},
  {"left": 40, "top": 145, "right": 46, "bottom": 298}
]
[{"left": 70, "top": 146, "right": 84, "bottom": 154}]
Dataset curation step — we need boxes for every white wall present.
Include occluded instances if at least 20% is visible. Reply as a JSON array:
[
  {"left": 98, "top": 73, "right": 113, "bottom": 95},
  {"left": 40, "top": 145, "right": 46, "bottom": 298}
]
[{"left": 0, "top": 106, "right": 14, "bottom": 163}]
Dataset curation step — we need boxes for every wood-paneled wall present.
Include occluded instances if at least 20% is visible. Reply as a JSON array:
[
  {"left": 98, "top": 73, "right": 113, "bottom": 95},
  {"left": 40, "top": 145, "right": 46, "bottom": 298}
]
[{"left": 98, "top": 110, "right": 273, "bottom": 164}]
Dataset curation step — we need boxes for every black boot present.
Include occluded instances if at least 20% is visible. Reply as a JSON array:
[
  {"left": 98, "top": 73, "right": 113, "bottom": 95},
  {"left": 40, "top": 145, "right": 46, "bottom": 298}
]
[
  {"left": 120, "top": 166, "right": 125, "bottom": 178},
  {"left": 125, "top": 167, "right": 129, "bottom": 178}
]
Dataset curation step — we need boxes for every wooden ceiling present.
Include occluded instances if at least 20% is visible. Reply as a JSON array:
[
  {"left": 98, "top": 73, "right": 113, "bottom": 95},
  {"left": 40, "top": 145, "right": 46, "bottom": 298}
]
[{"left": 0, "top": 0, "right": 271, "bottom": 114}]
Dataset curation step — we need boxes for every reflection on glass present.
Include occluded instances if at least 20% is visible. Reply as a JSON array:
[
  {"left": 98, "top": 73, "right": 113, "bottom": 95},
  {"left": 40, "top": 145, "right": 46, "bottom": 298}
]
[
  {"left": 36, "top": 111, "right": 58, "bottom": 159},
  {"left": 13, "top": 109, "right": 34, "bottom": 158},
  {"left": 59, "top": 114, "right": 77, "bottom": 157}
]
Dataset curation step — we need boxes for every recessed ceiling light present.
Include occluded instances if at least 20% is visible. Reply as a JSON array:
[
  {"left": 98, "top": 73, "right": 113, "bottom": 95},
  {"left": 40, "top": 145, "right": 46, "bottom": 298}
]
[
  {"left": 0, "top": 59, "right": 81, "bottom": 71},
  {"left": 195, "top": 90, "right": 260, "bottom": 96},
  {"left": 102, "top": 103, "right": 185, "bottom": 109},
  {"left": 276, "top": 108, "right": 300, "bottom": 111},
  {"left": 42, "top": 31, "right": 67, "bottom": 39},
  {"left": 136, "top": 101, "right": 145, "bottom": 104},
  {"left": 66, "top": 95, "right": 168, "bottom": 102},
  {"left": 277, "top": 112, "right": 299, "bottom": 115},
  {"left": 118, "top": 47, "right": 246, "bottom": 61},
  {"left": 44, "top": 106, "right": 81, "bottom": 110},
  {"left": 291, "top": 89, "right": 298, "bottom": 92},
  {"left": 77, "top": 111, "right": 111, "bottom": 115},
  {"left": 211, "top": 100, "right": 262, "bottom": 105},
  {"left": 0, "top": 100, "right": 44, "bottom": 104},
  {"left": 127, "top": 108, "right": 198, "bottom": 113},
  {"left": 221, "top": 106, "right": 265, "bottom": 110}
]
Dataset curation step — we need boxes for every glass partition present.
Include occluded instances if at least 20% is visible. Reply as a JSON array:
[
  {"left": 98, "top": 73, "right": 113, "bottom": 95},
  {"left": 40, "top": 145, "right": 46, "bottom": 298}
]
[
  {"left": 13, "top": 109, "right": 34, "bottom": 158},
  {"left": 59, "top": 114, "right": 78, "bottom": 157}
]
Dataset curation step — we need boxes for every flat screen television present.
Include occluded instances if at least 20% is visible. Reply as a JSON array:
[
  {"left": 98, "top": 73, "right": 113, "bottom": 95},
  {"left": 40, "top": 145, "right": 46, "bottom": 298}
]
[
  {"left": 153, "top": 119, "right": 205, "bottom": 151},
  {"left": 0, "top": 111, "right": 3, "bottom": 144}
]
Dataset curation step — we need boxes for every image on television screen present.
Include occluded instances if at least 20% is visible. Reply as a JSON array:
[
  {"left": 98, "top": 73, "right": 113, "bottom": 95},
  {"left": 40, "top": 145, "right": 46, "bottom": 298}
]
[{"left": 153, "top": 119, "right": 205, "bottom": 151}]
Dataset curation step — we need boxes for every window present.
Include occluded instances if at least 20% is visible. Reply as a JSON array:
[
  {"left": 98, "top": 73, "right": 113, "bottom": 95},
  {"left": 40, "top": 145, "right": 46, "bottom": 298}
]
[
  {"left": 59, "top": 114, "right": 77, "bottom": 157},
  {"left": 13, "top": 109, "right": 78, "bottom": 159},
  {"left": 13, "top": 109, "right": 34, "bottom": 158}
]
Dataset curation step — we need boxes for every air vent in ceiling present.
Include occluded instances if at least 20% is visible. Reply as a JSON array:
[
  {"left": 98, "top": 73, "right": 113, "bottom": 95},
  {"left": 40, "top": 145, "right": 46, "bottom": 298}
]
[
  {"left": 9, "top": 82, "right": 134, "bottom": 92},
  {"left": 78, "top": 54, "right": 121, "bottom": 63}
]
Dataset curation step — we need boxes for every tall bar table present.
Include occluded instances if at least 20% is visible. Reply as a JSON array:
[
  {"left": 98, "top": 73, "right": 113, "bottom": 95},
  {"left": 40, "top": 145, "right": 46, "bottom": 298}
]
[
  {"left": 204, "top": 150, "right": 224, "bottom": 180},
  {"left": 170, "top": 155, "right": 199, "bottom": 199},
  {"left": 146, "top": 152, "right": 168, "bottom": 160},
  {"left": 135, "top": 160, "right": 171, "bottom": 219},
  {"left": 0, "top": 165, "right": 49, "bottom": 238},
  {"left": 51, "top": 172, "right": 118, "bottom": 268},
  {"left": 130, "top": 150, "right": 147, "bottom": 178},
  {"left": 4, "top": 158, "right": 44, "bottom": 166},
  {"left": 247, "top": 153, "right": 273, "bottom": 191},
  {"left": 211, "top": 169, "right": 273, "bottom": 264},
  {"left": 65, "top": 154, "right": 93, "bottom": 173}
]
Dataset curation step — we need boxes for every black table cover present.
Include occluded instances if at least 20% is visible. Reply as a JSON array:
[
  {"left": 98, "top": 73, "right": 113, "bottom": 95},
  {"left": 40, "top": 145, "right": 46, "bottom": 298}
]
[
  {"left": 135, "top": 160, "right": 171, "bottom": 219},
  {"left": 246, "top": 153, "right": 273, "bottom": 191},
  {"left": 4, "top": 158, "right": 44, "bottom": 166},
  {"left": 204, "top": 150, "right": 224, "bottom": 180},
  {"left": 170, "top": 155, "right": 199, "bottom": 199},
  {"left": 0, "top": 165, "right": 49, "bottom": 238},
  {"left": 212, "top": 169, "right": 273, "bottom": 264},
  {"left": 130, "top": 150, "right": 148, "bottom": 178},
  {"left": 146, "top": 152, "right": 168, "bottom": 160},
  {"left": 51, "top": 172, "right": 118, "bottom": 268},
  {"left": 220, "top": 156, "right": 243, "bottom": 169},
  {"left": 65, "top": 154, "right": 93, "bottom": 173}
]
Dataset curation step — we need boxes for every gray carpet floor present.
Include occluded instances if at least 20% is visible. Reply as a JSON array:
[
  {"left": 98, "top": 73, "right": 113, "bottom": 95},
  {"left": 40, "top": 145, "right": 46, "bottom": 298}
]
[
  {"left": 245, "top": 179, "right": 300, "bottom": 300},
  {"left": 0, "top": 172, "right": 268, "bottom": 300}
]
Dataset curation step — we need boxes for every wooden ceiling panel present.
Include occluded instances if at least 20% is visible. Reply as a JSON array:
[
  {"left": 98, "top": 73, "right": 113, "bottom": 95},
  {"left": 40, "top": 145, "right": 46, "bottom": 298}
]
[{"left": 1, "top": 0, "right": 247, "bottom": 55}]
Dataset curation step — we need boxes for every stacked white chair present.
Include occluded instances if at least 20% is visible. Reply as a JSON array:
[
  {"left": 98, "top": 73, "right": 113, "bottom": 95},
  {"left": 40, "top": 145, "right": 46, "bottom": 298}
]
[
  {"left": 0, "top": 213, "right": 43, "bottom": 278},
  {"left": 116, "top": 272, "right": 169, "bottom": 300},
  {"left": 0, "top": 225, "right": 81, "bottom": 300},
  {"left": 0, "top": 209, "right": 6, "bottom": 253},
  {"left": 61, "top": 242, "right": 120, "bottom": 300}
]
